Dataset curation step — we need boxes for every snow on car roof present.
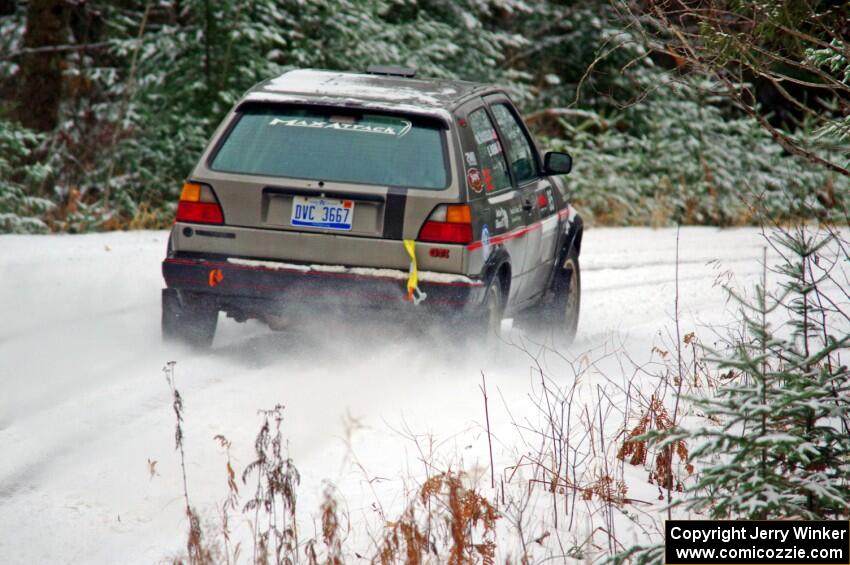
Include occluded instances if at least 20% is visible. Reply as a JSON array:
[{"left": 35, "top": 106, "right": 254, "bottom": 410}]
[{"left": 248, "top": 69, "right": 487, "bottom": 111}]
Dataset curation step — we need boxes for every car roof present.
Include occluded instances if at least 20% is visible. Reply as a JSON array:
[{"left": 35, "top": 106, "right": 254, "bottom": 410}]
[{"left": 241, "top": 69, "right": 493, "bottom": 119}]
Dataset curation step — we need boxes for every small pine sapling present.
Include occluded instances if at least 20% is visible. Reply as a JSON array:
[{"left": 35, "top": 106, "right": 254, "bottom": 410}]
[{"left": 681, "top": 226, "right": 850, "bottom": 520}]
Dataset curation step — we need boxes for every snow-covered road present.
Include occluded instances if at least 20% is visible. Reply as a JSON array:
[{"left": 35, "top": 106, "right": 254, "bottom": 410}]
[{"left": 0, "top": 227, "right": 807, "bottom": 563}]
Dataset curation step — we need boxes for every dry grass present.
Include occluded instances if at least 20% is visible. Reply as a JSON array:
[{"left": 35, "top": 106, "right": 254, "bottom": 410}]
[
  {"left": 617, "top": 395, "right": 691, "bottom": 493},
  {"left": 157, "top": 314, "right": 723, "bottom": 564},
  {"left": 376, "top": 472, "right": 498, "bottom": 565},
  {"left": 161, "top": 386, "right": 500, "bottom": 565},
  {"left": 157, "top": 327, "right": 717, "bottom": 565}
]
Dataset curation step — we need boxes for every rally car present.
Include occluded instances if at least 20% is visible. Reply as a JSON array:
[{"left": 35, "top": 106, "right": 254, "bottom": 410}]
[{"left": 161, "top": 66, "right": 582, "bottom": 347}]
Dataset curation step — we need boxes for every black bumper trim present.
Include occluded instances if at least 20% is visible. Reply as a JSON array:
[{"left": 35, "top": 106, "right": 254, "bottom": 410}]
[{"left": 162, "top": 257, "right": 484, "bottom": 310}]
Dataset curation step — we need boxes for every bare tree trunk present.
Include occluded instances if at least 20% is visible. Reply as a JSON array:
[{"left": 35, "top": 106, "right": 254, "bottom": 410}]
[
  {"left": 0, "top": 0, "right": 16, "bottom": 17},
  {"left": 16, "top": 0, "right": 70, "bottom": 132}
]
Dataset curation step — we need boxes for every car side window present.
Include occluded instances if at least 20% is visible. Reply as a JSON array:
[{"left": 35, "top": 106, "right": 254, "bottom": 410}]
[
  {"left": 491, "top": 104, "right": 538, "bottom": 185},
  {"left": 467, "top": 108, "right": 511, "bottom": 194}
]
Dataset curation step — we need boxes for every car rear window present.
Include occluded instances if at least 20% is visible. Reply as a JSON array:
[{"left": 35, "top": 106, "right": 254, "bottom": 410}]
[{"left": 210, "top": 106, "right": 449, "bottom": 189}]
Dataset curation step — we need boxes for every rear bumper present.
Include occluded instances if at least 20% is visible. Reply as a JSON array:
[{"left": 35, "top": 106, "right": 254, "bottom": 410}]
[{"left": 162, "top": 255, "right": 486, "bottom": 312}]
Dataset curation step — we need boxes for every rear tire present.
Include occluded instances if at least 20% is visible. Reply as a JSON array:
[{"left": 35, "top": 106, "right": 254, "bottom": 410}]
[
  {"left": 542, "top": 247, "right": 581, "bottom": 346},
  {"left": 448, "top": 277, "right": 506, "bottom": 347},
  {"left": 162, "top": 289, "right": 218, "bottom": 349},
  {"left": 482, "top": 279, "right": 505, "bottom": 340}
]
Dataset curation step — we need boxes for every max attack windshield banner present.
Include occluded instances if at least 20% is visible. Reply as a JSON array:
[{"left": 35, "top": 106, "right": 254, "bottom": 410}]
[{"left": 268, "top": 117, "right": 413, "bottom": 137}]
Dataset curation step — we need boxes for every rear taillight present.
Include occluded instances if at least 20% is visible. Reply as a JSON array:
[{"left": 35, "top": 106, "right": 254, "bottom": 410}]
[
  {"left": 175, "top": 182, "right": 223, "bottom": 224},
  {"left": 418, "top": 204, "right": 473, "bottom": 244}
]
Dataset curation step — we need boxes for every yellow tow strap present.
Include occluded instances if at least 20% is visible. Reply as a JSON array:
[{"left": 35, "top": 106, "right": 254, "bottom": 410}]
[{"left": 403, "top": 239, "right": 426, "bottom": 304}]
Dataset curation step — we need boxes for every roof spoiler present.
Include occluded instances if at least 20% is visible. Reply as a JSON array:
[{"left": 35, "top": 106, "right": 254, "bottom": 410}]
[{"left": 366, "top": 65, "right": 416, "bottom": 78}]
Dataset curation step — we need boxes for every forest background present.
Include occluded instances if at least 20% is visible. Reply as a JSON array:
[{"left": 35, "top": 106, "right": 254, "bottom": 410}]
[{"left": 1, "top": 0, "right": 848, "bottom": 234}]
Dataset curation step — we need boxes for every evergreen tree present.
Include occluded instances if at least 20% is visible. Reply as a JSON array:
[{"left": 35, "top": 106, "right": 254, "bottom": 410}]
[
  {"left": 0, "top": 0, "right": 847, "bottom": 231},
  {"left": 682, "top": 227, "right": 850, "bottom": 519},
  {"left": 549, "top": 77, "right": 848, "bottom": 226},
  {"left": 0, "top": 119, "right": 53, "bottom": 233},
  {"left": 614, "top": 225, "right": 849, "bottom": 565}
]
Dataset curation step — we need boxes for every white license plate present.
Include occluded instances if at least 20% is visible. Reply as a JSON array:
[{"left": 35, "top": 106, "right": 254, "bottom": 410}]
[{"left": 290, "top": 196, "right": 354, "bottom": 230}]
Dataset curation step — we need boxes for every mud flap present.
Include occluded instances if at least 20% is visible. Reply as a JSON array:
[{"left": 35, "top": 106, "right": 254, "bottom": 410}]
[
  {"left": 545, "top": 211, "right": 583, "bottom": 297},
  {"left": 161, "top": 288, "right": 218, "bottom": 348}
]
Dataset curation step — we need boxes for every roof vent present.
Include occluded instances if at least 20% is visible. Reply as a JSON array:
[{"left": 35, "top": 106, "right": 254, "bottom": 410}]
[{"left": 366, "top": 65, "right": 416, "bottom": 78}]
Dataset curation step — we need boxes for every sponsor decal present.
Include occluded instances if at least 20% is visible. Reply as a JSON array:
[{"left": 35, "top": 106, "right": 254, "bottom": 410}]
[
  {"left": 486, "top": 141, "right": 502, "bottom": 157},
  {"left": 494, "top": 208, "right": 509, "bottom": 230},
  {"left": 473, "top": 127, "right": 497, "bottom": 144},
  {"left": 542, "top": 187, "right": 555, "bottom": 214},
  {"left": 466, "top": 167, "right": 483, "bottom": 193},
  {"left": 429, "top": 248, "right": 450, "bottom": 259},
  {"left": 481, "top": 225, "right": 492, "bottom": 258},
  {"left": 465, "top": 151, "right": 478, "bottom": 166},
  {"left": 563, "top": 203, "right": 576, "bottom": 228},
  {"left": 268, "top": 117, "right": 412, "bottom": 137},
  {"left": 482, "top": 168, "right": 494, "bottom": 192}
]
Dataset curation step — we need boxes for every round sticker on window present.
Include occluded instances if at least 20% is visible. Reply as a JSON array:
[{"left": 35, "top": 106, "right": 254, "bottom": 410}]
[{"left": 466, "top": 167, "right": 483, "bottom": 193}]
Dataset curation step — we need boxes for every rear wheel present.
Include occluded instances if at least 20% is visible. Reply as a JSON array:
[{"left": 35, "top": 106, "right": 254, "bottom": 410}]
[
  {"left": 449, "top": 277, "right": 506, "bottom": 347},
  {"left": 543, "top": 247, "right": 581, "bottom": 346},
  {"left": 482, "top": 279, "right": 505, "bottom": 340},
  {"left": 162, "top": 289, "right": 218, "bottom": 349}
]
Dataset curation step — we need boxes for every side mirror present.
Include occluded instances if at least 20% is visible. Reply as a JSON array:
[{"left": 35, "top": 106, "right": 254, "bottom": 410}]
[{"left": 543, "top": 151, "right": 573, "bottom": 175}]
